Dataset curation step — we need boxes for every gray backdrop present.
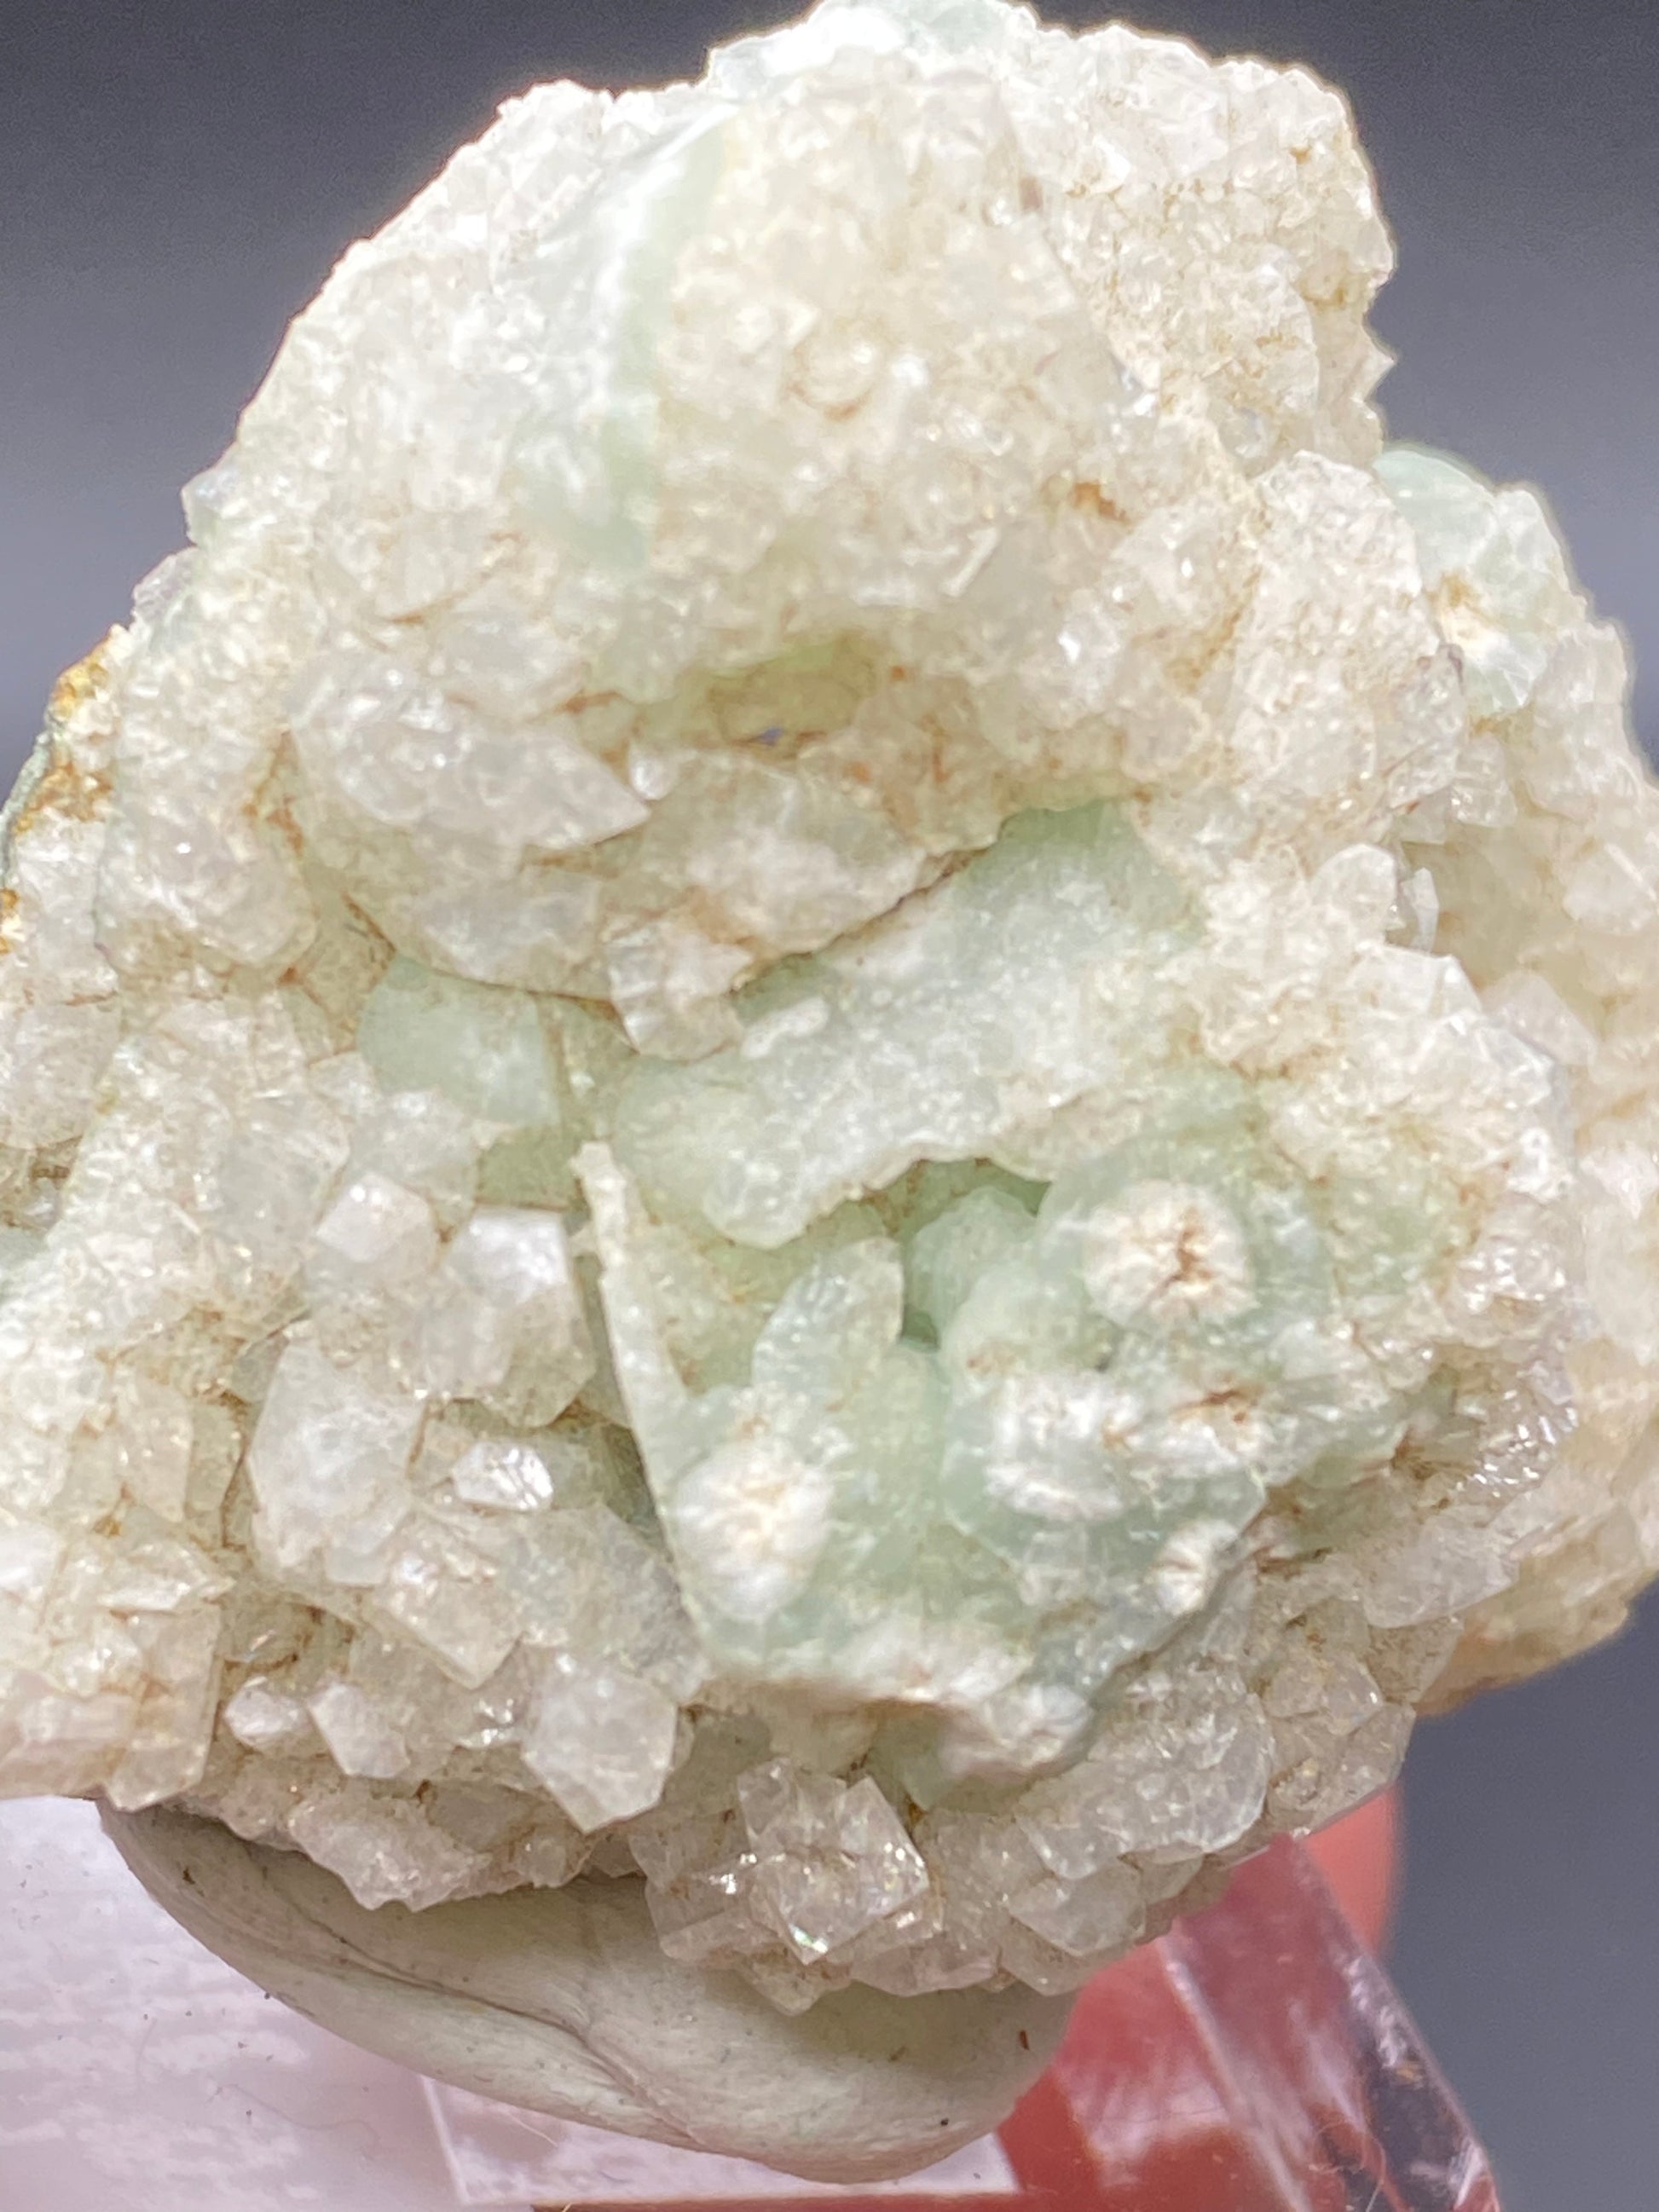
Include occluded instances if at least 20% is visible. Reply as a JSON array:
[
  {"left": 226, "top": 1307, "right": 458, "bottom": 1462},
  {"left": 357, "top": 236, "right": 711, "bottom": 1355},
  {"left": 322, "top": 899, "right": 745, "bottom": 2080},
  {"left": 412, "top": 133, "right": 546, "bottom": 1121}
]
[{"left": 3, "top": 4, "right": 1655, "bottom": 2205}]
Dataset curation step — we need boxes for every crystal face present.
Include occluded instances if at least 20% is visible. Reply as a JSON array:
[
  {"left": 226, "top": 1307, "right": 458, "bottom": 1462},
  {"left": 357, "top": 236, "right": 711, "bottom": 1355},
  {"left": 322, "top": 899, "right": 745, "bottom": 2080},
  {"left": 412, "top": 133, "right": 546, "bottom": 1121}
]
[{"left": 2, "top": 0, "right": 1656, "bottom": 2020}]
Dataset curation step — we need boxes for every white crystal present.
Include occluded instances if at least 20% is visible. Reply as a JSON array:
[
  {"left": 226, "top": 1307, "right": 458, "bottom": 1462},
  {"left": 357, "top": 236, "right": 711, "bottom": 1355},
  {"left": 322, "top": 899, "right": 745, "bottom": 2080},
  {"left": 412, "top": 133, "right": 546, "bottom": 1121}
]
[
  {"left": 286, "top": 1784, "right": 488, "bottom": 1909},
  {"left": 1009, "top": 1858, "right": 1143, "bottom": 1960},
  {"left": 742, "top": 1762, "right": 934, "bottom": 1963},
  {"left": 247, "top": 1343, "right": 422, "bottom": 1579},
  {"left": 223, "top": 1678, "right": 313, "bottom": 1753},
  {"left": 522, "top": 1651, "right": 680, "bottom": 1831},
  {"left": 368, "top": 1512, "right": 522, "bottom": 1688},
  {"left": 306, "top": 1679, "right": 410, "bottom": 1779},
  {"left": 670, "top": 1437, "right": 837, "bottom": 1623},
  {"left": 414, "top": 1209, "right": 592, "bottom": 1424},
  {"left": 451, "top": 1437, "right": 558, "bottom": 1511}
]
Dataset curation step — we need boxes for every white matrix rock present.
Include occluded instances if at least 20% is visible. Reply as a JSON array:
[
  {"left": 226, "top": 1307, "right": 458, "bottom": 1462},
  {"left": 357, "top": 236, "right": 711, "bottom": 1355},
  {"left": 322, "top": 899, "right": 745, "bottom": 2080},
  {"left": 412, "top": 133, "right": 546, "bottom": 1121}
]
[{"left": 6, "top": 0, "right": 1659, "bottom": 2171}]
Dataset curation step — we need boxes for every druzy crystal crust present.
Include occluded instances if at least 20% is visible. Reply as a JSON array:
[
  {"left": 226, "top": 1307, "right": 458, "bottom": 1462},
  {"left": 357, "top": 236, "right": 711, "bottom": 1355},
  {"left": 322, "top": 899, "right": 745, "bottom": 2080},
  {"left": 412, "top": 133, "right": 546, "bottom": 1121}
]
[{"left": 3, "top": 0, "right": 1656, "bottom": 2020}]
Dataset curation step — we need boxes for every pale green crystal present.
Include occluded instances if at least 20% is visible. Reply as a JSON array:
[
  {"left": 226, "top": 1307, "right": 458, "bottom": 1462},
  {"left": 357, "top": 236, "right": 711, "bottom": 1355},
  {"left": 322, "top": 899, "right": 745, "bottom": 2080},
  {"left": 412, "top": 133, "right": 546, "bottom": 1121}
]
[{"left": 357, "top": 958, "right": 565, "bottom": 1129}]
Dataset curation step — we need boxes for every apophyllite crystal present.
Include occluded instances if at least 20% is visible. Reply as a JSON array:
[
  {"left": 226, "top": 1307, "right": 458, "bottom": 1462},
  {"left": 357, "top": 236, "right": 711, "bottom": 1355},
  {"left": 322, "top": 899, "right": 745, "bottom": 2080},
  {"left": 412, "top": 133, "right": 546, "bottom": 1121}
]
[{"left": 4, "top": 0, "right": 1656, "bottom": 2160}]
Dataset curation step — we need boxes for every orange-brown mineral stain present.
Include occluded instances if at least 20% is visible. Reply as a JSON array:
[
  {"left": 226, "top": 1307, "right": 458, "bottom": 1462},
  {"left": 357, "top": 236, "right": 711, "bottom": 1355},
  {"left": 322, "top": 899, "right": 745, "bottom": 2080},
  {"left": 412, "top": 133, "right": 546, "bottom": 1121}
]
[
  {"left": 20, "top": 641, "right": 116, "bottom": 831},
  {"left": 46, "top": 639, "right": 112, "bottom": 729},
  {"left": 0, "top": 638, "right": 118, "bottom": 961}
]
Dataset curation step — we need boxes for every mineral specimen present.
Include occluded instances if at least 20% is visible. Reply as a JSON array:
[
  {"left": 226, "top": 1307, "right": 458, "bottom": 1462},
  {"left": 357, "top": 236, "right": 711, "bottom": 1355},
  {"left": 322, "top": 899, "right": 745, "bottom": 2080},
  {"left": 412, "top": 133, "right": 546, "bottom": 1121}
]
[{"left": 5, "top": 0, "right": 1657, "bottom": 2111}]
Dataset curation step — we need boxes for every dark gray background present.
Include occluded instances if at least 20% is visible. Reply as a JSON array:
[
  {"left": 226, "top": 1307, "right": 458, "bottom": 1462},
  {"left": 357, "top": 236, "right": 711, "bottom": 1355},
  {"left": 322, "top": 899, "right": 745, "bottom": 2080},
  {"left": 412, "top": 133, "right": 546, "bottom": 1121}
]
[{"left": 3, "top": 4, "right": 1655, "bottom": 2204}]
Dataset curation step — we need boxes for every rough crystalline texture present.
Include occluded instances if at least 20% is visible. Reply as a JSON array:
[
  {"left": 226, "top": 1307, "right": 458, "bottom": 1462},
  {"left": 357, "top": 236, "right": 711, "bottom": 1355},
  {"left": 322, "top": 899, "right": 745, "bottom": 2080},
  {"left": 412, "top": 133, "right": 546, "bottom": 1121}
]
[{"left": 3, "top": 0, "right": 1657, "bottom": 2032}]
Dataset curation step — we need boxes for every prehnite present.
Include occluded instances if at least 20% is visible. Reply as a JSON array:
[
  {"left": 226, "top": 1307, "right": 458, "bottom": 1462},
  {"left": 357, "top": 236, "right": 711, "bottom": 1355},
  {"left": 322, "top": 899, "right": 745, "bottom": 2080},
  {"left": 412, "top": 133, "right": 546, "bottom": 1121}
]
[{"left": 3, "top": 0, "right": 1655, "bottom": 2015}]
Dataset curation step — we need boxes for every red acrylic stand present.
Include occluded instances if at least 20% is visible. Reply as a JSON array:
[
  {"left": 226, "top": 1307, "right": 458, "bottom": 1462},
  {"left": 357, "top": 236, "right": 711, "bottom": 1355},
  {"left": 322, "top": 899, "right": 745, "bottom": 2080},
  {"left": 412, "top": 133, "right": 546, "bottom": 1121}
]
[{"left": 999, "top": 1838, "right": 1500, "bottom": 2210}]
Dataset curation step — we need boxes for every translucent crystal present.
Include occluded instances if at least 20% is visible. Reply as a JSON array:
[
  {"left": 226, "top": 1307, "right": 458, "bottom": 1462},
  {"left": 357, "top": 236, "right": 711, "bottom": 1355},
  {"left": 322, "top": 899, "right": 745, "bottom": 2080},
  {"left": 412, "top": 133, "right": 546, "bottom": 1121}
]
[
  {"left": 450, "top": 1437, "right": 558, "bottom": 1512},
  {"left": 357, "top": 958, "right": 566, "bottom": 1129},
  {"left": 0, "top": 0, "right": 1654, "bottom": 2022},
  {"left": 740, "top": 1759, "right": 934, "bottom": 1961},
  {"left": 368, "top": 1513, "right": 522, "bottom": 1688},
  {"left": 305, "top": 1680, "right": 409, "bottom": 1780},
  {"left": 246, "top": 1344, "right": 422, "bottom": 1580},
  {"left": 286, "top": 1784, "right": 488, "bottom": 1910},
  {"left": 222, "top": 1677, "right": 312, "bottom": 1754},
  {"left": 521, "top": 1650, "right": 680, "bottom": 1831}
]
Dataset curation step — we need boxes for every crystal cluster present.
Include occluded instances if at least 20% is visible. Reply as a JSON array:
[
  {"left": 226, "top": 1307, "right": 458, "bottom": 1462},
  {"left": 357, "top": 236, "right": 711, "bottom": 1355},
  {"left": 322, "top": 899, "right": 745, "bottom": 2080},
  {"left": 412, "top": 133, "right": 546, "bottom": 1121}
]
[{"left": 3, "top": 0, "right": 1656, "bottom": 2013}]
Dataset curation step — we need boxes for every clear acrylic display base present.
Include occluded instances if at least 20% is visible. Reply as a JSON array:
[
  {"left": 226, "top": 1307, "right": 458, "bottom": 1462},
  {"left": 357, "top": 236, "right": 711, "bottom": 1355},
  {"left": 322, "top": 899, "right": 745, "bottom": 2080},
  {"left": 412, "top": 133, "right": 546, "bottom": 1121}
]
[{"left": 0, "top": 1798, "right": 1500, "bottom": 2210}]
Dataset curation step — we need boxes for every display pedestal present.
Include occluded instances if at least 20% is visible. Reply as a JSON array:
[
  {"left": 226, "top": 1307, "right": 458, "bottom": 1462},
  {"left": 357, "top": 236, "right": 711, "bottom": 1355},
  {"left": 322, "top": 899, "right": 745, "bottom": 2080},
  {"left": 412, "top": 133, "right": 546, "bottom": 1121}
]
[
  {"left": 0, "top": 1801, "right": 1500, "bottom": 2211},
  {"left": 1003, "top": 1837, "right": 1501, "bottom": 2211}
]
